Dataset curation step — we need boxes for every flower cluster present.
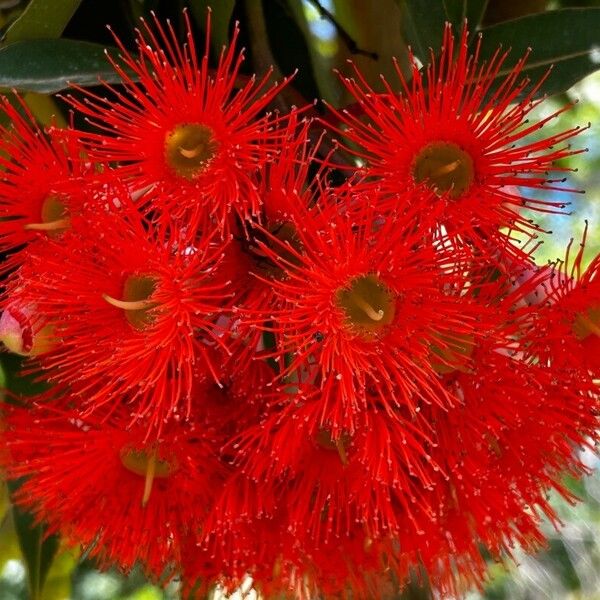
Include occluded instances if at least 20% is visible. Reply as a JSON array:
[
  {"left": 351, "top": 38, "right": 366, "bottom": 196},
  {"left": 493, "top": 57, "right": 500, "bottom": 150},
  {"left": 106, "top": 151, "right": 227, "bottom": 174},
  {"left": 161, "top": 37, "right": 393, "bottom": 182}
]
[{"left": 0, "top": 13, "right": 598, "bottom": 599}]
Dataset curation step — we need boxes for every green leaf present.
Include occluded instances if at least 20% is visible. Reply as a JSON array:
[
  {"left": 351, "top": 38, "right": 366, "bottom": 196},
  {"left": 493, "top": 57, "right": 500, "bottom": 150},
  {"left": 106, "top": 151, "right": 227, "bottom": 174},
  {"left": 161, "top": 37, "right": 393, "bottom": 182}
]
[
  {"left": 0, "top": 39, "right": 127, "bottom": 93},
  {"left": 459, "top": 0, "right": 490, "bottom": 29},
  {"left": 264, "top": 0, "right": 320, "bottom": 101},
  {"left": 41, "top": 548, "right": 77, "bottom": 600},
  {"left": 398, "top": 0, "right": 488, "bottom": 62},
  {"left": 23, "top": 91, "right": 68, "bottom": 127},
  {"left": 0, "top": 354, "right": 49, "bottom": 397},
  {"left": 128, "top": 0, "right": 160, "bottom": 23},
  {"left": 477, "top": 7, "right": 600, "bottom": 97},
  {"left": 558, "top": 0, "right": 600, "bottom": 6},
  {"left": 329, "top": 0, "right": 412, "bottom": 105},
  {"left": 398, "top": 0, "right": 446, "bottom": 60},
  {"left": 189, "top": 0, "right": 235, "bottom": 53},
  {"left": 3, "top": 0, "right": 82, "bottom": 44},
  {"left": 0, "top": 512, "right": 24, "bottom": 572},
  {"left": 7, "top": 480, "right": 60, "bottom": 600}
]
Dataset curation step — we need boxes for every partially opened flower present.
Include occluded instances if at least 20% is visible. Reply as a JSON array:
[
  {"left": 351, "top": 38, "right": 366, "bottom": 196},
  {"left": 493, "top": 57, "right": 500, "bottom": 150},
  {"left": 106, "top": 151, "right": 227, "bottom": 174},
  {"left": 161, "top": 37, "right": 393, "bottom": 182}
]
[
  {"left": 7, "top": 203, "right": 234, "bottom": 431},
  {"left": 1, "top": 402, "right": 226, "bottom": 576},
  {"left": 329, "top": 25, "right": 584, "bottom": 255},
  {"left": 67, "top": 11, "right": 291, "bottom": 235}
]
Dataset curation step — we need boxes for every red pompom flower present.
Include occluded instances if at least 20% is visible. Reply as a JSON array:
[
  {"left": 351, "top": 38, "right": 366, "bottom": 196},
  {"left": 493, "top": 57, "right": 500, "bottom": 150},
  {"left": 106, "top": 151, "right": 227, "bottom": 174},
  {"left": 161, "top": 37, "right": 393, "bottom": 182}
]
[
  {"left": 329, "top": 25, "right": 585, "bottom": 255},
  {"left": 0, "top": 10, "right": 596, "bottom": 600},
  {"left": 1, "top": 402, "right": 226, "bottom": 575},
  {"left": 6, "top": 199, "right": 234, "bottom": 431},
  {"left": 0, "top": 97, "right": 86, "bottom": 273},
  {"left": 67, "top": 11, "right": 291, "bottom": 234},
  {"left": 525, "top": 224, "right": 600, "bottom": 376},
  {"left": 244, "top": 196, "right": 492, "bottom": 432}
]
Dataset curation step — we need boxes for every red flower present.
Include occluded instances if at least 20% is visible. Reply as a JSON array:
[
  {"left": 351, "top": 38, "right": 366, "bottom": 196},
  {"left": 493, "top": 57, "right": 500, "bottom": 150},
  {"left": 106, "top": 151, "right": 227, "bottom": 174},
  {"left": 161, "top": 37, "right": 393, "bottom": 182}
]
[
  {"left": 243, "top": 196, "right": 491, "bottom": 432},
  {"left": 0, "top": 11, "right": 595, "bottom": 600},
  {"left": 328, "top": 25, "right": 584, "bottom": 255},
  {"left": 418, "top": 347, "right": 598, "bottom": 592},
  {"left": 1, "top": 402, "right": 226, "bottom": 576},
  {"left": 198, "top": 474, "right": 284, "bottom": 587},
  {"left": 233, "top": 393, "right": 437, "bottom": 544},
  {"left": 0, "top": 96, "right": 86, "bottom": 273},
  {"left": 524, "top": 224, "right": 600, "bottom": 376},
  {"left": 180, "top": 367, "right": 282, "bottom": 596},
  {"left": 7, "top": 199, "right": 233, "bottom": 431},
  {"left": 67, "top": 11, "right": 291, "bottom": 235}
]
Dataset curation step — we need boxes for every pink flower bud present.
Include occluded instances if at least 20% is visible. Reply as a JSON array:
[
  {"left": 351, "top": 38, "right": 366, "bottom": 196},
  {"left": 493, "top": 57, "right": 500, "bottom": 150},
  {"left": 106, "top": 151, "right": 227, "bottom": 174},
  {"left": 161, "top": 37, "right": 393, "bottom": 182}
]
[{"left": 0, "top": 303, "right": 53, "bottom": 356}]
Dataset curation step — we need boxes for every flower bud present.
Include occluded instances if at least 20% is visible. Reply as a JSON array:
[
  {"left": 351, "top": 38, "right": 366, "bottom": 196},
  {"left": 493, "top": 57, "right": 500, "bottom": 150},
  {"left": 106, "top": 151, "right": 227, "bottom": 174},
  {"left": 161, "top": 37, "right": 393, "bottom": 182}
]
[{"left": 0, "top": 303, "right": 54, "bottom": 356}]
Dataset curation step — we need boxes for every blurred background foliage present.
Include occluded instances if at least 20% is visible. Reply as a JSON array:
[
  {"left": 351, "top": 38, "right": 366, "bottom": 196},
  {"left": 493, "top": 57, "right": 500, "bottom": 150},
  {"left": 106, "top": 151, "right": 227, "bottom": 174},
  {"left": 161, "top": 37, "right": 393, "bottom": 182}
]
[{"left": 0, "top": 0, "right": 600, "bottom": 598}]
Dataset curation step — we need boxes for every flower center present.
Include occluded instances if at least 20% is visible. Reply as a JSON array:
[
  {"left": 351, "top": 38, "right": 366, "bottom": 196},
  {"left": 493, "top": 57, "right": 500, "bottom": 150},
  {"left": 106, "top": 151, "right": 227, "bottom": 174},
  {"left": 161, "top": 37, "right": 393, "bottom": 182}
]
[
  {"left": 573, "top": 306, "right": 600, "bottom": 340},
  {"left": 24, "top": 194, "right": 70, "bottom": 236},
  {"left": 336, "top": 274, "right": 395, "bottom": 337},
  {"left": 413, "top": 141, "right": 474, "bottom": 198},
  {"left": 164, "top": 123, "right": 219, "bottom": 180},
  {"left": 120, "top": 445, "right": 178, "bottom": 507},
  {"left": 315, "top": 429, "right": 351, "bottom": 465},
  {"left": 102, "top": 275, "right": 157, "bottom": 330}
]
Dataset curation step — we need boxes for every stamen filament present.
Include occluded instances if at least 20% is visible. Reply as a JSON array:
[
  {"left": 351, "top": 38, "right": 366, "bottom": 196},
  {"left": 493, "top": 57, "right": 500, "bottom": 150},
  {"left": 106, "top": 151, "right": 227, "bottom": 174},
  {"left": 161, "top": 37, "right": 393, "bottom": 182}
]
[
  {"left": 102, "top": 294, "right": 154, "bottom": 311},
  {"left": 142, "top": 449, "right": 157, "bottom": 507},
  {"left": 24, "top": 218, "right": 70, "bottom": 231},
  {"left": 353, "top": 296, "right": 384, "bottom": 321}
]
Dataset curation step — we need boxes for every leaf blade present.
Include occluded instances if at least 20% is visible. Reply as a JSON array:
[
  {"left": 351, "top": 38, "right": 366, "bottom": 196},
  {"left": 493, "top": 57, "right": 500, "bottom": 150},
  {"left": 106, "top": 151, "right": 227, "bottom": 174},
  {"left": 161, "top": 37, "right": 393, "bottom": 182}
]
[
  {"left": 398, "top": 0, "right": 489, "bottom": 62},
  {"left": 476, "top": 7, "right": 600, "bottom": 96},
  {"left": 398, "top": 0, "right": 447, "bottom": 60},
  {"left": 189, "top": 0, "right": 235, "bottom": 53},
  {"left": 3, "top": 0, "right": 82, "bottom": 44},
  {"left": 0, "top": 39, "right": 127, "bottom": 94},
  {"left": 7, "top": 480, "right": 60, "bottom": 600}
]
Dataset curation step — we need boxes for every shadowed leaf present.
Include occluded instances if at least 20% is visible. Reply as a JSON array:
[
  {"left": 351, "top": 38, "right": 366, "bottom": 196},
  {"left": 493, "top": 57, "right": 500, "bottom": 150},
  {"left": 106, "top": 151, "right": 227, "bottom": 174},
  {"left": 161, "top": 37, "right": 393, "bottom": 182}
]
[
  {"left": 190, "top": 0, "right": 235, "bottom": 53},
  {"left": 7, "top": 480, "right": 60, "bottom": 600},
  {"left": 3, "top": 0, "right": 82, "bottom": 43},
  {"left": 477, "top": 8, "right": 600, "bottom": 97},
  {"left": 398, "top": 0, "right": 489, "bottom": 62},
  {"left": 0, "top": 39, "right": 130, "bottom": 93}
]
